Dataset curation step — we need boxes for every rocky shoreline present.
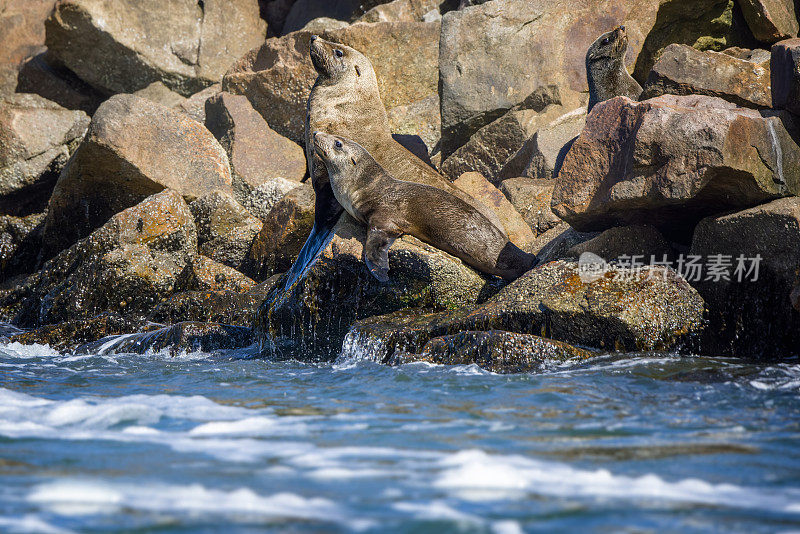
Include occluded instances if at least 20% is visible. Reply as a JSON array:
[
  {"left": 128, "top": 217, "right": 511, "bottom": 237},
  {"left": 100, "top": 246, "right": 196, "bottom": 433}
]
[{"left": 1, "top": 0, "right": 799, "bottom": 371}]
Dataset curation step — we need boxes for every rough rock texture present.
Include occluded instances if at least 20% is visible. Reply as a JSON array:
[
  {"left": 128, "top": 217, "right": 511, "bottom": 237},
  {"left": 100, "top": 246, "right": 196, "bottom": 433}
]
[
  {"left": 771, "top": 38, "right": 800, "bottom": 115},
  {"left": 205, "top": 92, "right": 306, "bottom": 201},
  {"left": 387, "top": 331, "right": 595, "bottom": 373},
  {"left": 133, "top": 82, "right": 187, "bottom": 108},
  {"left": 532, "top": 223, "right": 599, "bottom": 264},
  {"left": 440, "top": 89, "right": 581, "bottom": 183},
  {"left": 0, "top": 0, "right": 55, "bottom": 95},
  {"left": 257, "top": 215, "right": 500, "bottom": 361},
  {"left": 189, "top": 191, "right": 263, "bottom": 270},
  {"left": 177, "top": 84, "right": 221, "bottom": 124},
  {"left": 631, "top": 0, "right": 757, "bottom": 82},
  {"left": 386, "top": 94, "right": 441, "bottom": 157},
  {"left": 239, "top": 177, "right": 301, "bottom": 221},
  {"left": 642, "top": 44, "right": 772, "bottom": 109},
  {"left": 2, "top": 190, "right": 197, "bottom": 327},
  {"left": 552, "top": 95, "right": 800, "bottom": 236},
  {"left": 77, "top": 322, "right": 253, "bottom": 356},
  {"left": 176, "top": 255, "right": 256, "bottom": 293},
  {"left": 738, "top": 0, "right": 798, "bottom": 43},
  {"left": 453, "top": 172, "right": 535, "bottom": 251},
  {"left": 42, "top": 95, "right": 232, "bottom": 257},
  {"left": 15, "top": 51, "right": 105, "bottom": 114},
  {"left": 150, "top": 279, "right": 279, "bottom": 327},
  {"left": 439, "top": 0, "right": 745, "bottom": 156},
  {"left": 223, "top": 21, "right": 440, "bottom": 144},
  {"left": 723, "top": 46, "right": 772, "bottom": 62},
  {"left": 499, "top": 178, "right": 564, "bottom": 236},
  {"left": 690, "top": 197, "right": 800, "bottom": 358},
  {"left": 244, "top": 183, "right": 315, "bottom": 280},
  {"left": 342, "top": 259, "right": 705, "bottom": 364},
  {"left": 0, "top": 213, "right": 46, "bottom": 281},
  {"left": 565, "top": 225, "right": 674, "bottom": 263},
  {"left": 45, "top": 0, "right": 267, "bottom": 96},
  {"left": 358, "top": 0, "right": 441, "bottom": 22},
  {"left": 499, "top": 108, "right": 586, "bottom": 181},
  {"left": 0, "top": 94, "right": 89, "bottom": 216}
]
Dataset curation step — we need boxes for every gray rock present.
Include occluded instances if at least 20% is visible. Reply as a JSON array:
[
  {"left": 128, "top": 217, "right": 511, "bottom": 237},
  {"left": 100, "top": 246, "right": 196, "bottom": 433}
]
[
  {"left": 0, "top": 94, "right": 89, "bottom": 216},
  {"left": 499, "top": 178, "right": 564, "bottom": 236},
  {"left": 45, "top": 0, "right": 266, "bottom": 95},
  {"left": 42, "top": 94, "right": 232, "bottom": 258}
]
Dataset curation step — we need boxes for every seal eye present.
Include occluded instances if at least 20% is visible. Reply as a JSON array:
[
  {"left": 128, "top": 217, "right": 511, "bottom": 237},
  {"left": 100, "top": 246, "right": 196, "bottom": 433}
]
[
  {"left": 334, "top": 140, "right": 343, "bottom": 149},
  {"left": 602, "top": 37, "right": 610, "bottom": 45},
  {"left": 334, "top": 49, "right": 344, "bottom": 58}
]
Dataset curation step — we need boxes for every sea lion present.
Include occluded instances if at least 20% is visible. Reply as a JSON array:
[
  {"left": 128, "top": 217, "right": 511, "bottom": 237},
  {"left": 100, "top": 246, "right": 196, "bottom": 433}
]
[
  {"left": 279, "top": 35, "right": 508, "bottom": 289},
  {"left": 586, "top": 26, "right": 643, "bottom": 112},
  {"left": 312, "top": 131, "right": 537, "bottom": 282}
]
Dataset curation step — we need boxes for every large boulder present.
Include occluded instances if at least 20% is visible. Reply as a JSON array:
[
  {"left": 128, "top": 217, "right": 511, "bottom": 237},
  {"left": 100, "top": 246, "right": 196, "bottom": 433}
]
[
  {"left": 45, "top": 0, "right": 266, "bottom": 96},
  {"left": 0, "top": 94, "right": 89, "bottom": 216},
  {"left": 189, "top": 190, "right": 263, "bottom": 271},
  {"left": 386, "top": 94, "right": 441, "bottom": 158},
  {"left": 0, "top": 0, "right": 55, "bottom": 95},
  {"left": 239, "top": 177, "right": 302, "bottom": 221},
  {"left": 453, "top": 172, "right": 535, "bottom": 251},
  {"left": 690, "top": 197, "right": 800, "bottom": 358},
  {"left": 440, "top": 88, "right": 581, "bottom": 183},
  {"left": 343, "top": 259, "right": 705, "bottom": 364},
  {"left": 3, "top": 190, "right": 197, "bottom": 327},
  {"left": 552, "top": 95, "right": 800, "bottom": 235},
  {"left": 738, "top": 0, "right": 798, "bottom": 43},
  {"left": 205, "top": 92, "right": 306, "bottom": 201},
  {"left": 642, "top": 44, "right": 771, "bottom": 109},
  {"left": 42, "top": 94, "right": 232, "bottom": 257},
  {"left": 256, "top": 214, "right": 500, "bottom": 361},
  {"left": 176, "top": 255, "right": 256, "bottom": 293},
  {"left": 223, "top": 21, "right": 440, "bottom": 144},
  {"left": 565, "top": 224, "right": 674, "bottom": 263},
  {"left": 771, "top": 38, "right": 800, "bottom": 116}
]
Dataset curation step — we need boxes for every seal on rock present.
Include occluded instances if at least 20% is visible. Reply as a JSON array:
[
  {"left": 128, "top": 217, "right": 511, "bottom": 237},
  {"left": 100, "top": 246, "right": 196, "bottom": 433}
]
[
  {"left": 280, "top": 35, "right": 509, "bottom": 289},
  {"left": 312, "top": 131, "right": 537, "bottom": 282},
  {"left": 586, "top": 26, "right": 643, "bottom": 112}
]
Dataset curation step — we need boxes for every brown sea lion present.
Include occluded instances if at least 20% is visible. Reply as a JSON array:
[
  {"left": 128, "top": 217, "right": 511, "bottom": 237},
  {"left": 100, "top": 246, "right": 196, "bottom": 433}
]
[
  {"left": 312, "top": 131, "right": 537, "bottom": 282},
  {"left": 586, "top": 26, "right": 643, "bottom": 112},
  {"left": 306, "top": 35, "right": 506, "bottom": 233}
]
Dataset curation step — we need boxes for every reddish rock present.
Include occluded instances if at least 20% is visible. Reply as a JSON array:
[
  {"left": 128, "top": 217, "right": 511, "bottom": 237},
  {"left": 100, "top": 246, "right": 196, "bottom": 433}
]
[
  {"left": 738, "top": 0, "right": 798, "bottom": 43},
  {"left": 642, "top": 44, "right": 772, "bottom": 109},
  {"left": 177, "top": 255, "right": 256, "bottom": 293},
  {"left": 552, "top": 95, "right": 800, "bottom": 235}
]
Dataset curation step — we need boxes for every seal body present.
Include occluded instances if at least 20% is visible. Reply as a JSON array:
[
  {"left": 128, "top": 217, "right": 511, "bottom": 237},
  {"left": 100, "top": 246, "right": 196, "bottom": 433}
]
[
  {"left": 313, "top": 132, "right": 536, "bottom": 282},
  {"left": 586, "top": 26, "right": 643, "bottom": 112},
  {"left": 306, "top": 36, "right": 505, "bottom": 233}
]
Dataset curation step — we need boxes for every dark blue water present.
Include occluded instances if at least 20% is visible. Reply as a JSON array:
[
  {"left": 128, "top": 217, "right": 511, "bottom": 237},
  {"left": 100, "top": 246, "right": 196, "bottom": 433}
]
[{"left": 1, "top": 341, "right": 799, "bottom": 533}]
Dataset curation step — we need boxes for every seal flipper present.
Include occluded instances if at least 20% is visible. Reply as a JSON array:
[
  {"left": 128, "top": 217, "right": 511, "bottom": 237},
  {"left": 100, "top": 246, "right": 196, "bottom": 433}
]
[{"left": 364, "top": 226, "right": 398, "bottom": 283}]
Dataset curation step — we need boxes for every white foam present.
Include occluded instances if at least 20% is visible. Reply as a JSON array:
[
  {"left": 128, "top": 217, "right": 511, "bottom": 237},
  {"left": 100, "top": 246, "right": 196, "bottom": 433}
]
[
  {"left": 0, "top": 515, "right": 75, "bottom": 534},
  {"left": 434, "top": 449, "right": 800, "bottom": 513},
  {"left": 28, "top": 480, "right": 343, "bottom": 522},
  {"left": 189, "top": 416, "right": 308, "bottom": 437},
  {"left": 0, "top": 342, "right": 60, "bottom": 359}
]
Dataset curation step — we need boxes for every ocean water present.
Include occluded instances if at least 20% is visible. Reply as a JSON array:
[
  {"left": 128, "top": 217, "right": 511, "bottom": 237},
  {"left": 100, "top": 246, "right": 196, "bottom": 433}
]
[{"left": 0, "top": 341, "right": 799, "bottom": 533}]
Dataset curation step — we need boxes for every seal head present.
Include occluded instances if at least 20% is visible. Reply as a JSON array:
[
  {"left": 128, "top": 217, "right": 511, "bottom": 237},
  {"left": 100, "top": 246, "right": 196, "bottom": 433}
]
[{"left": 586, "top": 26, "right": 643, "bottom": 112}]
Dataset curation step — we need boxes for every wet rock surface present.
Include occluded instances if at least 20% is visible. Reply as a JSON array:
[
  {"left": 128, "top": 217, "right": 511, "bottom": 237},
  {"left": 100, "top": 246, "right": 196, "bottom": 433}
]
[
  {"left": 342, "top": 260, "right": 704, "bottom": 364},
  {"left": 257, "top": 215, "right": 500, "bottom": 361}
]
